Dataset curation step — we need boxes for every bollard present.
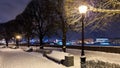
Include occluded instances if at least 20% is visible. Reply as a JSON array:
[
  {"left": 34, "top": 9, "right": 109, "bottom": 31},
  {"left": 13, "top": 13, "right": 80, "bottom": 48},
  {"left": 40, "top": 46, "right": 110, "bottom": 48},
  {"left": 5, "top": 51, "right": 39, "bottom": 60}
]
[
  {"left": 63, "top": 55, "right": 74, "bottom": 67},
  {"left": 81, "top": 56, "right": 86, "bottom": 68}
]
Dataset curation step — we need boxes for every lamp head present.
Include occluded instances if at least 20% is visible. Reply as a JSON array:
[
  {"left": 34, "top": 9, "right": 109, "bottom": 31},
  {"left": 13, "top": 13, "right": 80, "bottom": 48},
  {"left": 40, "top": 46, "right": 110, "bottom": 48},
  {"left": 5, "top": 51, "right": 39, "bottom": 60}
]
[
  {"left": 78, "top": 5, "right": 88, "bottom": 14},
  {"left": 16, "top": 35, "right": 22, "bottom": 40}
]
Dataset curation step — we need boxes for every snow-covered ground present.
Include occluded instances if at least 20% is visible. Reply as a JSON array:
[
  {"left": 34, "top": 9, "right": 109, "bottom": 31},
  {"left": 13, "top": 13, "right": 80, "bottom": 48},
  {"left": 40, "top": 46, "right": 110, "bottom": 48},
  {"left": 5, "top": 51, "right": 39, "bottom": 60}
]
[
  {"left": 0, "top": 46, "right": 120, "bottom": 68},
  {"left": 0, "top": 47, "right": 79, "bottom": 68},
  {"left": 44, "top": 47, "right": 120, "bottom": 65},
  {"left": 0, "top": 48, "right": 67, "bottom": 68}
]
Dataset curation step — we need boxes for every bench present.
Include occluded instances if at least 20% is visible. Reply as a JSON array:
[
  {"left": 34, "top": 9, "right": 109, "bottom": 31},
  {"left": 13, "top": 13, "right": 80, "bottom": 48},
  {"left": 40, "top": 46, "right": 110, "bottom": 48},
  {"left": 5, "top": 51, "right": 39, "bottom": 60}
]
[
  {"left": 1, "top": 45, "right": 6, "bottom": 48},
  {"left": 9, "top": 46, "right": 18, "bottom": 49},
  {"left": 24, "top": 47, "right": 33, "bottom": 52},
  {"left": 44, "top": 50, "right": 74, "bottom": 67}
]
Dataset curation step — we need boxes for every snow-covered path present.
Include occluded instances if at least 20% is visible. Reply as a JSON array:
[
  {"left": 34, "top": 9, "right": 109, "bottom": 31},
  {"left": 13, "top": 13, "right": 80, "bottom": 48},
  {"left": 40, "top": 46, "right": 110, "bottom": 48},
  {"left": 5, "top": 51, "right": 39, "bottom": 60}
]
[
  {"left": 44, "top": 47, "right": 120, "bottom": 65},
  {"left": 0, "top": 48, "right": 68, "bottom": 68},
  {"left": 0, "top": 46, "right": 120, "bottom": 68},
  {"left": 85, "top": 50, "right": 120, "bottom": 64}
]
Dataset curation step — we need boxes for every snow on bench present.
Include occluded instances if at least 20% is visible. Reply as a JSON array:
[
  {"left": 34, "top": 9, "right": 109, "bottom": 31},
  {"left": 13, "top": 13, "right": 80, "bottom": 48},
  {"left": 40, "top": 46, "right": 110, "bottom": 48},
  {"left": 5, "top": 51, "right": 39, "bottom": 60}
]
[
  {"left": 44, "top": 50, "right": 73, "bottom": 64},
  {"left": 24, "top": 47, "right": 33, "bottom": 52},
  {"left": 0, "top": 45, "right": 6, "bottom": 48},
  {"left": 10, "top": 46, "right": 18, "bottom": 49}
]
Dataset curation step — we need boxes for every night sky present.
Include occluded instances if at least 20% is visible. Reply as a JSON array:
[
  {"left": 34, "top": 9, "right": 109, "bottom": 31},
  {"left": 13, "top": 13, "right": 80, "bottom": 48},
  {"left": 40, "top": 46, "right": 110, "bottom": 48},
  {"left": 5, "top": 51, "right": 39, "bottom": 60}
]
[
  {"left": 0, "top": 0, "right": 31, "bottom": 23},
  {"left": 0, "top": 0, "right": 119, "bottom": 39}
]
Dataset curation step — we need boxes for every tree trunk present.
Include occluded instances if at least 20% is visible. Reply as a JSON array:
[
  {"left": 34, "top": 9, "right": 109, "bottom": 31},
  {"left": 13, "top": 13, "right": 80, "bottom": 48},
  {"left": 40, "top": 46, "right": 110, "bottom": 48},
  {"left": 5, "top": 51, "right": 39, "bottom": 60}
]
[
  {"left": 16, "top": 39, "right": 19, "bottom": 48},
  {"left": 39, "top": 36, "right": 44, "bottom": 49},
  {"left": 27, "top": 37, "right": 30, "bottom": 47},
  {"left": 5, "top": 38, "right": 8, "bottom": 47}
]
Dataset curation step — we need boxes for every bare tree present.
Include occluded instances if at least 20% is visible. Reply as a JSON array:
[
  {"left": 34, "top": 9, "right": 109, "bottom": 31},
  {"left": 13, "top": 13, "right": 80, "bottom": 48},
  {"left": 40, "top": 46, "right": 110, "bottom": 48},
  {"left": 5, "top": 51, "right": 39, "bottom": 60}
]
[
  {"left": 15, "top": 13, "right": 34, "bottom": 47},
  {"left": 65, "top": 0, "right": 120, "bottom": 32},
  {"left": 23, "top": 0, "right": 60, "bottom": 49},
  {"left": 0, "top": 20, "right": 16, "bottom": 47}
]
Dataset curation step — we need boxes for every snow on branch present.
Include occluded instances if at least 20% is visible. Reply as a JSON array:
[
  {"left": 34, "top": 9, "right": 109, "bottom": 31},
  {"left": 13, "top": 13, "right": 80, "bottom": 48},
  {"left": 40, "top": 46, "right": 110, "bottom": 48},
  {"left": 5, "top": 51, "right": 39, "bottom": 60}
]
[{"left": 89, "top": 6, "right": 120, "bottom": 13}]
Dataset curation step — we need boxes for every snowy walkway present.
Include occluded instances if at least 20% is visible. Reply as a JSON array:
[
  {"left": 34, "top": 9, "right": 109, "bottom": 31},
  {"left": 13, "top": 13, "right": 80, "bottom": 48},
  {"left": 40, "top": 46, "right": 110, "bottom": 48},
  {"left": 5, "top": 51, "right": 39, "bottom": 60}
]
[
  {"left": 0, "top": 48, "right": 75, "bottom": 68},
  {"left": 44, "top": 47, "right": 120, "bottom": 65},
  {"left": 0, "top": 46, "right": 120, "bottom": 68}
]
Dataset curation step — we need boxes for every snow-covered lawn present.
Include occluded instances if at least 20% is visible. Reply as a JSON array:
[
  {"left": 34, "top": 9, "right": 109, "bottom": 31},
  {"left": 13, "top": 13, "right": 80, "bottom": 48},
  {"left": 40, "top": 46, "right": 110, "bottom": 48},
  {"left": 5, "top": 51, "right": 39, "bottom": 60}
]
[
  {"left": 86, "top": 60, "right": 120, "bottom": 68},
  {"left": 85, "top": 50, "right": 120, "bottom": 65},
  {"left": 0, "top": 48, "right": 75, "bottom": 68},
  {"left": 44, "top": 47, "right": 120, "bottom": 65}
]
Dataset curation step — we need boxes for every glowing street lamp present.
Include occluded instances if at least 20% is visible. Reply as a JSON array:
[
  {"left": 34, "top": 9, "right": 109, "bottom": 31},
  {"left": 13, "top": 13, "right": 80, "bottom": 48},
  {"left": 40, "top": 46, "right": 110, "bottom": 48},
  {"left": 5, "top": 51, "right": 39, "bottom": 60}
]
[
  {"left": 16, "top": 35, "right": 22, "bottom": 40},
  {"left": 15, "top": 35, "right": 22, "bottom": 48},
  {"left": 78, "top": 5, "right": 88, "bottom": 68},
  {"left": 78, "top": 5, "right": 88, "bottom": 14}
]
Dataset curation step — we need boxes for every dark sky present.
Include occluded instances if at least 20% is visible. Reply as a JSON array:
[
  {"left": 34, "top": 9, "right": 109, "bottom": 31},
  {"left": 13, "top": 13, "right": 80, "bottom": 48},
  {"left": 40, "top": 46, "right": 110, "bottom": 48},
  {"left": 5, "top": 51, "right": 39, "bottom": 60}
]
[
  {"left": 0, "top": 0, "right": 31, "bottom": 23},
  {"left": 67, "top": 21, "right": 120, "bottom": 40},
  {"left": 0, "top": 0, "right": 119, "bottom": 39}
]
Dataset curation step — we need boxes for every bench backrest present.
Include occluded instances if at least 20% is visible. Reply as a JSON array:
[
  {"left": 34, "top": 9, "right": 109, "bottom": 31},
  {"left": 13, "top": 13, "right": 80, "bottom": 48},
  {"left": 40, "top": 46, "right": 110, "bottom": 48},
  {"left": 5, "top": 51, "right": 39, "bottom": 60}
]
[{"left": 51, "top": 51, "right": 69, "bottom": 56}]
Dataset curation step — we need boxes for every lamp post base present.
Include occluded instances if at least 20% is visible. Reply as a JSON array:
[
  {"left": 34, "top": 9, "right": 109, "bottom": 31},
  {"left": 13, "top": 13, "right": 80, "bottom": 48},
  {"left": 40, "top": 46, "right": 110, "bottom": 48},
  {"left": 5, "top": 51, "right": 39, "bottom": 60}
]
[
  {"left": 80, "top": 56, "right": 86, "bottom": 68},
  {"left": 62, "top": 46, "right": 66, "bottom": 52}
]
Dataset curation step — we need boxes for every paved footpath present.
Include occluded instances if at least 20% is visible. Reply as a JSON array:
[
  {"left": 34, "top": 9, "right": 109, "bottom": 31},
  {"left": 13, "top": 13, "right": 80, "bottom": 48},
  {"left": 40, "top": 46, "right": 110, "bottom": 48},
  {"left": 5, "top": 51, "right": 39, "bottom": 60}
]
[{"left": 0, "top": 48, "right": 69, "bottom": 68}]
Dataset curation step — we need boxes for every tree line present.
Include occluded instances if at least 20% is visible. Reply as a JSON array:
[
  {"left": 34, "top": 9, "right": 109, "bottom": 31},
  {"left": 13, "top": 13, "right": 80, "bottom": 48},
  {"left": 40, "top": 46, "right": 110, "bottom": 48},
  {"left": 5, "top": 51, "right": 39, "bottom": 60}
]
[
  {"left": 0, "top": 0, "right": 68, "bottom": 52},
  {"left": 0, "top": 0, "right": 119, "bottom": 52}
]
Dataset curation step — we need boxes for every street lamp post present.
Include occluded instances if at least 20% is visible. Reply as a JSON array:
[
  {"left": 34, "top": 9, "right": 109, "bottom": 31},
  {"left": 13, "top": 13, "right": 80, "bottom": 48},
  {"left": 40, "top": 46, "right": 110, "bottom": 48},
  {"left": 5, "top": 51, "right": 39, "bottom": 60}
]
[
  {"left": 15, "top": 35, "right": 22, "bottom": 48},
  {"left": 78, "top": 5, "right": 88, "bottom": 68}
]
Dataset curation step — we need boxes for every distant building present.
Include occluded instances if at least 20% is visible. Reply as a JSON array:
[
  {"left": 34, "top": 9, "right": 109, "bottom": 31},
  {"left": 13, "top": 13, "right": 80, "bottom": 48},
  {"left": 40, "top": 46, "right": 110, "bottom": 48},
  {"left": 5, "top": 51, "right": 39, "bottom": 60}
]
[
  {"left": 110, "top": 38, "right": 120, "bottom": 46},
  {"left": 84, "top": 38, "right": 94, "bottom": 44},
  {"left": 77, "top": 38, "right": 94, "bottom": 45},
  {"left": 95, "top": 38, "right": 110, "bottom": 45}
]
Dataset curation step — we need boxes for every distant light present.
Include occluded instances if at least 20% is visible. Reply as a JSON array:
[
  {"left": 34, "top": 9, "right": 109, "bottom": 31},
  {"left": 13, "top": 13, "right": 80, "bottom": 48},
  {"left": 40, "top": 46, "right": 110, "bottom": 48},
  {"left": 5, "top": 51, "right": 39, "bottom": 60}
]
[
  {"left": 66, "top": 42, "right": 71, "bottom": 45},
  {"left": 58, "top": 42, "right": 62, "bottom": 45},
  {"left": 44, "top": 39, "right": 48, "bottom": 43},
  {"left": 55, "top": 39, "right": 59, "bottom": 43},
  {"left": 16, "top": 35, "right": 22, "bottom": 40},
  {"left": 96, "top": 38, "right": 109, "bottom": 43},
  {"left": 100, "top": 42, "right": 110, "bottom": 45},
  {"left": 30, "top": 39, "right": 35, "bottom": 42}
]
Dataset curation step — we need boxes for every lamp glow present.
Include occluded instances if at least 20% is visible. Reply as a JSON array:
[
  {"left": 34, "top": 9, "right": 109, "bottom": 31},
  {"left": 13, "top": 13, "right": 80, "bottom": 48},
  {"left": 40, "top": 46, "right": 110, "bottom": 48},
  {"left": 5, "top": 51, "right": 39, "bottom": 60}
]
[
  {"left": 78, "top": 5, "right": 88, "bottom": 13},
  {"left": 16, "top": 35, "right": 22, "bottom": 40}
]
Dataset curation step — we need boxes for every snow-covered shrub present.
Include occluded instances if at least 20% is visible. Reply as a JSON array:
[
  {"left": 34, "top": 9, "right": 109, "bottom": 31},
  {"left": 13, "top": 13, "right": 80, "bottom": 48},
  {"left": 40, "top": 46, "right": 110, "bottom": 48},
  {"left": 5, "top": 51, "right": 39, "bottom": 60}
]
[{"left": 86, "top": 60, "right": 120, "bottom": 68}]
